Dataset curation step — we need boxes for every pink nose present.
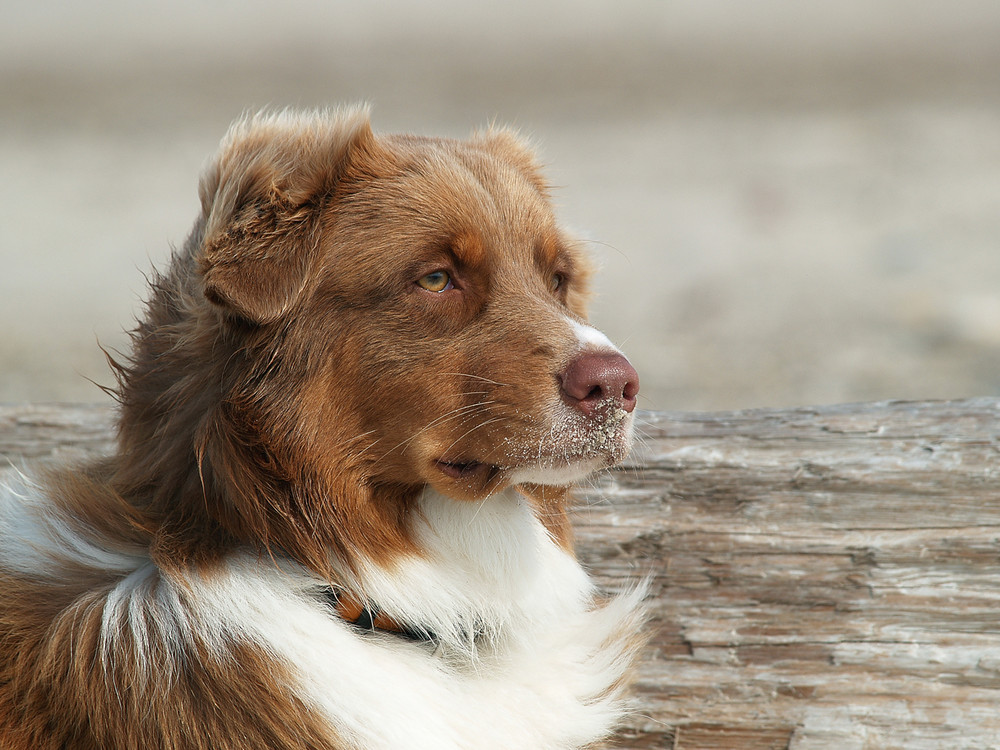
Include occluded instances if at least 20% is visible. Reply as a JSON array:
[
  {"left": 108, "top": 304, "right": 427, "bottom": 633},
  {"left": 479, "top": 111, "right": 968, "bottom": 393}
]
[{"left": 560, "top": 352, "right": 639, "bottom": 416}]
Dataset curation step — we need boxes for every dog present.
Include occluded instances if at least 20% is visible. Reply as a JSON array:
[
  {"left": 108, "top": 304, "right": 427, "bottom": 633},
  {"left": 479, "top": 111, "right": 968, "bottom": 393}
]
[{"left": 0, "top": 108, "right": 644, "bottom": 749}]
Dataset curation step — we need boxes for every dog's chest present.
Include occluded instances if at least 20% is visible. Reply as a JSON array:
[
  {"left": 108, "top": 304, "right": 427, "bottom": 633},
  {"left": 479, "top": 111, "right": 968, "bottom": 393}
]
[
  {"left": 356, "top": 488, "right": 592, "bottom": 635},
  {"left": 222, "top": 490, "right": 621, "bottom": 749}
]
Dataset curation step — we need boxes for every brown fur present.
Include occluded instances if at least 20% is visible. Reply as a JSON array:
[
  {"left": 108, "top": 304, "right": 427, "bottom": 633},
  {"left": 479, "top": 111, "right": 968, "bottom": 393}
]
[{"left": 0, "top": 107, "right": 622, "bottom": 749}]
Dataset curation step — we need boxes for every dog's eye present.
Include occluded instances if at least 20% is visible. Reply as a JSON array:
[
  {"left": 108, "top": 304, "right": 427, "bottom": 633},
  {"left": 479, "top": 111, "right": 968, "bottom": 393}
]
[
  {"left": 417, "top": 271, "right": 453, "bottom": 293},
  {"left": 550, "top": 274, "right": 564, "bottom": 293}
]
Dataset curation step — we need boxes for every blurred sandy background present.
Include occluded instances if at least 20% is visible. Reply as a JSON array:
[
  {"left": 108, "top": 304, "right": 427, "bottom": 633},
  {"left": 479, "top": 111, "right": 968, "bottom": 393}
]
[{"left": 2, "top": 0, "right": 999, "bottom": 411}]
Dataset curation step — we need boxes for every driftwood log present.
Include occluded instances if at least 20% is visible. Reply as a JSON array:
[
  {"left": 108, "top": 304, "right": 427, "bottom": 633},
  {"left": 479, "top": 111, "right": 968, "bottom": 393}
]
[{"left": 2, "top": 399, "right": 1000, "bottom": 749}]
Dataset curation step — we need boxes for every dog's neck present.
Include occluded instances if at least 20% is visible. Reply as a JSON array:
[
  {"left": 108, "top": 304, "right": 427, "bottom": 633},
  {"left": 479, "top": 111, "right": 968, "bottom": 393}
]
[{"left": 331, "top": 487, "right": 591, "bottom": 654}]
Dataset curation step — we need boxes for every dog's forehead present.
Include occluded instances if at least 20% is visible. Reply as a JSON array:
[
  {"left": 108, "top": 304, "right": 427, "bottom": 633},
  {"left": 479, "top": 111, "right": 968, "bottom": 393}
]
[{"left": 368, "top": 136, "right": 558, "bottom": 245}]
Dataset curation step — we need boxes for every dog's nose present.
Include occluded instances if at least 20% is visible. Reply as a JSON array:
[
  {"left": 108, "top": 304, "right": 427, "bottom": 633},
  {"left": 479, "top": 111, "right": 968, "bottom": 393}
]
[{"left": 560, "top": 352, "right": 639, "bottom": 416}]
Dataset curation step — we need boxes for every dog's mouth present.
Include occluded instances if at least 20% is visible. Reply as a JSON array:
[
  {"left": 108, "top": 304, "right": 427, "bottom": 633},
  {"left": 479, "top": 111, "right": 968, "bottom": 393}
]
[
  {"left": 434, "top": 459, "right": 498, "bottom": 482},
  {"left": 429, "top": 458, "right": 508, "bottom": 499}
]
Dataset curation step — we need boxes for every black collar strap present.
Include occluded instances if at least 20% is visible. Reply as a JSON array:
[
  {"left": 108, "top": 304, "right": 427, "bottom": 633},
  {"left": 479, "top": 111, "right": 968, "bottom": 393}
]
[{"left": 322, "top": 588, "right": 436, "bottom": 643}]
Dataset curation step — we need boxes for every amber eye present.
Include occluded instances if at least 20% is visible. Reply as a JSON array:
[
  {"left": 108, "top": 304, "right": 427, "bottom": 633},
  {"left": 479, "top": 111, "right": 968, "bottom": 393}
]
[
  {"left": 550, "top": 273, "right": 564, "bottom": 293},
  {"left": 417, "top": 271, "right": 453, "bottom": 293}
]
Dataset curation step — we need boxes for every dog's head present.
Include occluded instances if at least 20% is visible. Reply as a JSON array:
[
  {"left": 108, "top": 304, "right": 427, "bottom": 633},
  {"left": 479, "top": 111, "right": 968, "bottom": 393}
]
[
  {"left": 197, "top": 109, "right": 637, "bottom": 500},
  {"left": 118, "top": 108, "right": 637, "bottom": 570}
]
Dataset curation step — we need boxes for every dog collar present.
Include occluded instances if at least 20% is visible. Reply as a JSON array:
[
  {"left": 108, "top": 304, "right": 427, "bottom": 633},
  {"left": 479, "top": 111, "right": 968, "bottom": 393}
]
[{"left": 322, "top": 588, "right": 436, "bottom": 643}]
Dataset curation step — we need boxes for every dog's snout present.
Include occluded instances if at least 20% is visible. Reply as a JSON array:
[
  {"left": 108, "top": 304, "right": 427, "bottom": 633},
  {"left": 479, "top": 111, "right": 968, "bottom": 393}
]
[{"left": 560, "top": 352, "right": 639, "bottom": 416}]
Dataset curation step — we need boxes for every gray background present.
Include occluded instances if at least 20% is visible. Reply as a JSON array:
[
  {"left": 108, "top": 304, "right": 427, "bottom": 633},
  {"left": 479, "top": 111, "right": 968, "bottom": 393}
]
[{"left": 3, "top": 0, "right": 999, "bottom": 411}]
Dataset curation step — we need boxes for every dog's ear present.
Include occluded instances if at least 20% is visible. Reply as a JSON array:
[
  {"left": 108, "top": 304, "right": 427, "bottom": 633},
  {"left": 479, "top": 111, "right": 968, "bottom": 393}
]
[
  {"left": 197, "top": 108, "right": 375, "bottom": 324},
  {"left": 471, "top": 127, "right": 549, "bottom": 196}
]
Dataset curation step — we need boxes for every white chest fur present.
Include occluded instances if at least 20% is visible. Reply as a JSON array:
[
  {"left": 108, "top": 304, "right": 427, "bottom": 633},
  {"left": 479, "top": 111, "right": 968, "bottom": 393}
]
[
  {"left": 0, "top": 475, "right": 643, "bottom": 749},
  {"left": 188, "top": 489, "right": 644, "bottom": 749}
]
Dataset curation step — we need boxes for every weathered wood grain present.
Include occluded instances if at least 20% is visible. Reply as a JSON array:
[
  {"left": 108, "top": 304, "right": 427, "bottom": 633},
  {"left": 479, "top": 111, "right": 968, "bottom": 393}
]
[{"left": 3, "top": 400, "right": 1000, "bottom": 749}]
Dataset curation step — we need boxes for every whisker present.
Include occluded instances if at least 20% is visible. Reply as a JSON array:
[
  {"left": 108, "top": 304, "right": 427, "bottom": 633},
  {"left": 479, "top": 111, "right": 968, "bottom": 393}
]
[
  {"left": 386, "top": 402, "right": 499, "bottom": 457},
  {"left": 615, "top": 332, "right": 636, "bottom": 348},
  {"left": 441, "top": 373, "right": 513, "bottom": 387},
  {"left": 470, "top": 467, "right": 510, "bottom": 524},
  {"left": 578, "top": 236, "right": 630, "bottom": 264},
  {"left": 439, "top": 416, "right": 508, "bottom": 459},
  {"left": 343, "top": 436, "right": 382, "bottom": 464},
  {"left": 468, "top": 491, "right": 495, "bottom": 525}
]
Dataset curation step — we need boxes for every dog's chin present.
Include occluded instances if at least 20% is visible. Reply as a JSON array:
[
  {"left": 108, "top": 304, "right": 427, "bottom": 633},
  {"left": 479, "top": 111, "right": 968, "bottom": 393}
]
[
  {"left": 498, "top": 444, "right": 630, "bottom": 489},
  {"left": 429, "top": 447, "right": 631, "bottom": 500},
  {"left": 507, "top": 454, "right": 612, "bottom": 487},
  {"left": 508, "top": 415, "right": 637, "bottom": 487},
  {"left": 426, "top": 460, "right": 589, "bottom": 502},
  {"left": 424, "top": 411, "right": 635, "bottom": 499}
]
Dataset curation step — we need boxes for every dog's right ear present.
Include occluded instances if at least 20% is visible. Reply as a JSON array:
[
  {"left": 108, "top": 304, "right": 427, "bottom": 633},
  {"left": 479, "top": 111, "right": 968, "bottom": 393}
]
[{"left": 197, "top": 108, "right": 375, "bottom": 324}]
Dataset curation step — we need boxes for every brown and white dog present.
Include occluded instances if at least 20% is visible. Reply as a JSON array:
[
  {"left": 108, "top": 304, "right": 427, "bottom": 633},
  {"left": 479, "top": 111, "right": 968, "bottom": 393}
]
[{"left": 0, "top": 108, "right": 644, "bottom": 749}]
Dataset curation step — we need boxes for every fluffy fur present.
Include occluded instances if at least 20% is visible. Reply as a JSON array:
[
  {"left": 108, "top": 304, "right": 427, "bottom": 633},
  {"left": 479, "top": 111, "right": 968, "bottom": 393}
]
[{"left": 0, "top": 107, "right": 644, "bottom": 749}]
